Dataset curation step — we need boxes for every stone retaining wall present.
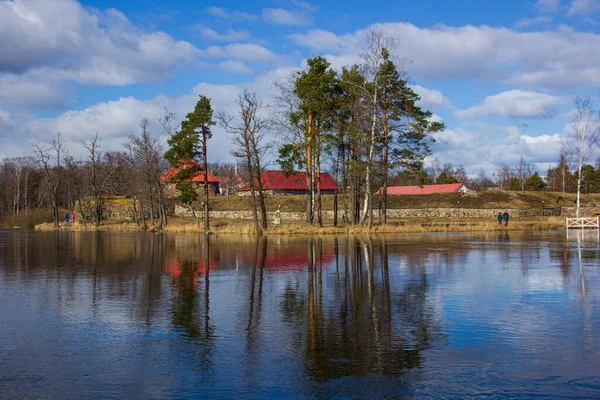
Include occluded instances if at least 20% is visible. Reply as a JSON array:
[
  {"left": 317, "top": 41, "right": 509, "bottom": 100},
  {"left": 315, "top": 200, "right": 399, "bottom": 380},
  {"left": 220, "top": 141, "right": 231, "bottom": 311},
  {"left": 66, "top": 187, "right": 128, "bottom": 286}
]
[{"left": 175, "top": 204, "right": 589, "bottom": 220}]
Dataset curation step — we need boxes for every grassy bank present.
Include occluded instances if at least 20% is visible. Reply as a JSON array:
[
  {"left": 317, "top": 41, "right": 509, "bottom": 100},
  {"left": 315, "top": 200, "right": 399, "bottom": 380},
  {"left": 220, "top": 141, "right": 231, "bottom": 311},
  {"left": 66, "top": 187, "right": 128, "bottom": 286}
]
[
  {"left": 35, "top": 216, "right": 565, "bottom": 235},
  {"left": 0, "top": 209, "right": 57, "bottom": 229}
]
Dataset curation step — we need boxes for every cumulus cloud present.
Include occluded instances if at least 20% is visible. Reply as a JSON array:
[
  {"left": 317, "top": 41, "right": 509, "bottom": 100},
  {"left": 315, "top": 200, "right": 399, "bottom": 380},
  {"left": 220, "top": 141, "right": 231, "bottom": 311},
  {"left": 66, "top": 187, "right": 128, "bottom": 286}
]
[
  {"left": 206, "top": 43, "right": 278, "bottom": 61},
  {"left": 262, "top": 8, "right": 310, "bottom": 25},
  {"left": 0, "top": 73, "right": 70, "bottom": 110},
  {"left": 195, "top": 27, "right": 250, "bottom": 42},
  {"left": 0, "top": 0, "right": 201, "bottom": 82},
  {"left": 218, "top": 61, "right": 253, "bottom": 74},
  {"left": 456, "top": 90, "right": 564, "bottom": 119},
  {"left": 0, "top": 68, "right": 295, "bottom": 161},
  {"left": 288, "top": 23, "right": 600, "bottom": 90},
  {"left": 567, "top": 0, "right": 600, "bottom": 16},
  {"left": 412, "top": 85, "right": 451, "bottom": 109},
  {"left": 0, "top": 0, "right": 202, "bottom": 109},
  {"left": 288, "top": 29, "right": 343, "bottom": 51},
  {"left": 429, "top": 124, "right": 564, "bottom": 175},
  {"left": 534, "top": 0, "right": 560, "bottom": 13}
]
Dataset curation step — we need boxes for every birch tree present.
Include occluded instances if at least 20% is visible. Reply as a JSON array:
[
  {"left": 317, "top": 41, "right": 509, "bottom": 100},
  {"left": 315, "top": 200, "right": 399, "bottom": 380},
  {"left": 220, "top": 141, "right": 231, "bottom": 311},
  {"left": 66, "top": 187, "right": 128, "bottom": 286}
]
[{"left": 562, "top": 96, "right": 600, "bottom": 216}]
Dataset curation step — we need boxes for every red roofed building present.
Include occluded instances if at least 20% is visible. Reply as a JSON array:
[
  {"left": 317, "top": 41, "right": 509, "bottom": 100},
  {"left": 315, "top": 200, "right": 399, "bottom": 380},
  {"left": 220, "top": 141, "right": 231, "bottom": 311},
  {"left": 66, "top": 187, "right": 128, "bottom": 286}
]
[
  {"left": 377, "top": 183, "right": 470, "bottom": 195},
  {"left": 238, "top": 170, "right": 339, "bottom": 196},
  {"left": 161, "top": 160, "right": 220, "bottom": 197}
]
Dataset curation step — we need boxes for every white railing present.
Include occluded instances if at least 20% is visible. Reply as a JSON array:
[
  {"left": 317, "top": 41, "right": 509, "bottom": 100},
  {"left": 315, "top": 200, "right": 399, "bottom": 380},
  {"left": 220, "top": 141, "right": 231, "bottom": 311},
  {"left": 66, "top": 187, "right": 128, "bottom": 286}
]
[{"left": 566, "top": 217, "right": 600, "bottom": 229}]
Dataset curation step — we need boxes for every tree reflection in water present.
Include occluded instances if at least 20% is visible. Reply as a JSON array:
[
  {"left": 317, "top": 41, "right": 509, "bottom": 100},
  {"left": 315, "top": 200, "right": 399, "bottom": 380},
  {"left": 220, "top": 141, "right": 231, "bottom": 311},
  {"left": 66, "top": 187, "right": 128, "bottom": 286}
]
[{"left": 280, "top": 236, "right": 446, "bottom": 381}]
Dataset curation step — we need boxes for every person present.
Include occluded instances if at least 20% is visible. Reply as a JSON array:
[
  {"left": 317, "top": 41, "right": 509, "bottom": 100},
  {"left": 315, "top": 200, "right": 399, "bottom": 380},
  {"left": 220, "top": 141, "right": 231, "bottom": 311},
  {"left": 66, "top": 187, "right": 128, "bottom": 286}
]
[
  {"left": 71, "top": 212, "right": 75, "bottom": 222},
  {"left": 502, "top": 210, "right": 509, "bottom": 227},
  {"left": 65, "top": 213, "right": 70, "bottom": 224},
  {"left": 497, "top": 212, "right": 503, "bottom": 226},
  {"left": 342, "top": 214, "right": 346, "bottom": 225}
]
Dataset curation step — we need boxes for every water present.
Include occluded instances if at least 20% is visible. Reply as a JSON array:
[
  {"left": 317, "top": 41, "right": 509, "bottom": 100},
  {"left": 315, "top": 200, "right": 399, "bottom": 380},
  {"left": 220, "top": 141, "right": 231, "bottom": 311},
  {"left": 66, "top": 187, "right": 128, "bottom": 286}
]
[{"left": 0, "top": 230, "right": 599, "bottom": 399}]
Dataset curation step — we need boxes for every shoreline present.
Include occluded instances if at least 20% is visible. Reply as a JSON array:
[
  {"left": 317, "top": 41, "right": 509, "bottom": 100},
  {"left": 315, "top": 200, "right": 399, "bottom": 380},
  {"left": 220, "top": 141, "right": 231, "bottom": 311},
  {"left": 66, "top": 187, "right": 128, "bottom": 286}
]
[{"left": 34, "top": 217, "right": 565, "bottom": 235}]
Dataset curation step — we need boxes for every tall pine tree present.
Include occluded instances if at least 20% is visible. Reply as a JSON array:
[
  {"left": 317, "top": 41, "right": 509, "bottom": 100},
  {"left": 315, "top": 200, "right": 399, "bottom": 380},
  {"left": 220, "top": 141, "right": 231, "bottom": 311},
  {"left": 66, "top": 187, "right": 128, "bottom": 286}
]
[{"left": 164, "top": 95, "right": 215, "bottom": 229}]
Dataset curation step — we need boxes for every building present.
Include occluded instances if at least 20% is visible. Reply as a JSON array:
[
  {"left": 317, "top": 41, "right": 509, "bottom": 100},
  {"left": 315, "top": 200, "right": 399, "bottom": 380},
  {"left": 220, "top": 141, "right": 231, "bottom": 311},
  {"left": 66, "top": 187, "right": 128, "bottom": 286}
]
[
  {"left": 378, "top": 183, "right": 470, "bottom": 195},
  {"left": 238, "top": 170, "right": 339, "bottom": 196},
  {"left": 160, "top": 160, "right": 220, "bottom": 197}
]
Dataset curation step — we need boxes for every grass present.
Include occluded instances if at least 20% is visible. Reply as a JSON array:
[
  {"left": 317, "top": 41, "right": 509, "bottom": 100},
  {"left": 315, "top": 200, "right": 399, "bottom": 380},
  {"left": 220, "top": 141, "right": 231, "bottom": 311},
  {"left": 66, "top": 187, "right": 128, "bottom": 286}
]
[
  {"left": 0, "top": 209, "right": 58, "bottom": 229},
  {"left": 35, "top": 216, "right": 565, "bottom": 235}
]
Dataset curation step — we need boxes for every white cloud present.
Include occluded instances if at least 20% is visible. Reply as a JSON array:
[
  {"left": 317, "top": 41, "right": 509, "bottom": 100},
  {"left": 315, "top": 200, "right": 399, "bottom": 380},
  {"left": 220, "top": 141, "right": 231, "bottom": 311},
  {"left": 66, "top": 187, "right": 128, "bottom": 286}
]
[
  {"left": 456, "top": 90, "right": 564, "bottom": 119},
  {"left": 288, "top": 29, "right": 343, "bottom": 51},
  {"left": 206, "top": 7, "right": 256, "bottom": 21},
  {"left": 0, "top": 73, "right": 70, "bottom": 109},
  {"left": 218, "top": 61, "right": 253, "bottom": 74},
  {"left": 262, "top": 8, "right": 310, "bottom": 25},
  {"left": 412, "top": 85, "right": 451, "bottom": 109},
  {"left": 288, "top": 23, "right": 600, "bottom": 90},
  {"left": 0, "top": 68, "right": 295, "bottom": 162},
  {"left": 0, "top": 0, "right": 201, "bottom": 82},
  {"left": 196, "top": 27, "right": 250, "bottom": 42},
  {"left": 567, "top": 0, "right": 600, "bottom": 16},
  {"left": 429, "top": 124, "right": 564, "bottom": 175},
  {"left": 0, "top": 0, "right": 201, "bottom": 109},
  {"left": 206, "top": 44, "right": 277, "bottom": 61},
  {"left": 535, "top": 0, "right": 560, "bottom": 13},
  {"left": 514, "top": 16, "right": 553, "bottom": 28}
]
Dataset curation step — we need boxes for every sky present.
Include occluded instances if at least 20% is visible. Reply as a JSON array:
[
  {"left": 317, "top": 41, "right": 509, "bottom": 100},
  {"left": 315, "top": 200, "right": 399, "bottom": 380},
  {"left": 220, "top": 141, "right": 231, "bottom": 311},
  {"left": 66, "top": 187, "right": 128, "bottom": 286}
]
[{"left": 1, "top": 0, "right": 600, "bottom": 177}]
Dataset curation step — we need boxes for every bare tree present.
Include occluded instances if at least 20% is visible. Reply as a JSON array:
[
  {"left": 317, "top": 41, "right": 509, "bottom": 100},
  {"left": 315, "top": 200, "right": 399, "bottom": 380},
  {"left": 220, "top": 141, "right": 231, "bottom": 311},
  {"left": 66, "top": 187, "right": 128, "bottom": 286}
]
[
  {"left": 517, "top": 156, "right": 529, "bottom": 191},
  {"left": 83, "top": 133, "right": 118, "bottom": 227},
  {"left": 562, "top": 96, "right": 600, "bottom": 215},
  {"left": 31, "top": 134, "right": 66, "bottom": 227},
  {"left": 126, "top": 119, "right": 168, "bottom": 229},
  {"left": 217, "top": 89, "right": 271, "bottom": 232}
]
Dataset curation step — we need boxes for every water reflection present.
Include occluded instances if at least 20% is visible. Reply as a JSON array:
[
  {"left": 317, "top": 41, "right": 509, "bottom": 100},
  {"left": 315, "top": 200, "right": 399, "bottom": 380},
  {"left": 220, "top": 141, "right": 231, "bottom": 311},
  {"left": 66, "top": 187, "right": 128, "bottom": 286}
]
[{"left": 0, "top": 230, "right": 599, "bottom": 398}]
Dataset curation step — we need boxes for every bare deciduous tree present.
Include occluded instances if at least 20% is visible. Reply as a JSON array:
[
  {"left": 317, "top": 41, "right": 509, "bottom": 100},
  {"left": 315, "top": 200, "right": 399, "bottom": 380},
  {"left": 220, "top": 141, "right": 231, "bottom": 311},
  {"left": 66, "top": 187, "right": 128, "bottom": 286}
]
[
  {"left": 83, "top": 133, "right": 118, "bottom": 226},
  {"left": 31, "top": 134, "right": 66, "bottom": 227},
  {"left": 217, "top": 89, "right": 271, "bottom": 232}
]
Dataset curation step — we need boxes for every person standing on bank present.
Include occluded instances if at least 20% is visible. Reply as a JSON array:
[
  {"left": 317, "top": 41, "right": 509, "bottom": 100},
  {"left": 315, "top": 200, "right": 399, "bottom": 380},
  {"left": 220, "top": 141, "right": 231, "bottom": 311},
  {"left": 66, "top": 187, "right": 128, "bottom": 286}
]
[
  {"left": 497, "top": 212, "right": 503, "bottom": 226},
  {"left": 502, "top": 211, "right": 509, "bottom": 227}
]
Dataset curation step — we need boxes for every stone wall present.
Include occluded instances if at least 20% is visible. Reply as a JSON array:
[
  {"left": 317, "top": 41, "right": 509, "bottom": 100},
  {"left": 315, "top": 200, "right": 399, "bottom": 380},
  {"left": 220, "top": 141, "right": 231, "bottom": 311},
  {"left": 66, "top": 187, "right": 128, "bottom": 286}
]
[{"left": 174, "top": 205, "right": 572, "bottom": 220}]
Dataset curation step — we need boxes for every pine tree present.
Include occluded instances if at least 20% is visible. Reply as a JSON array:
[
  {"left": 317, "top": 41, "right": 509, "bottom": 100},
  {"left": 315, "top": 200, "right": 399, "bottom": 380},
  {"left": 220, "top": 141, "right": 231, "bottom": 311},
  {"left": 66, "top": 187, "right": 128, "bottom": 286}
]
[{"left": 164, "top": 95, "right": 215, "bottom": 228}]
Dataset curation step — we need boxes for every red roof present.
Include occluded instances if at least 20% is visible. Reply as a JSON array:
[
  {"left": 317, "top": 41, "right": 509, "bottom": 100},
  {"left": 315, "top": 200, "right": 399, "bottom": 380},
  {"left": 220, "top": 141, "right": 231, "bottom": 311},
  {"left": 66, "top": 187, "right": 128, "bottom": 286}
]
[
  {"left": 160, "top": 160, "right": 220, "bottom": 184},
  {"left": 378, "top": 183, "right": 467, "bottom": 195},
  {"left": 240, "top": 170, "right": 338, "bottom": 191}
]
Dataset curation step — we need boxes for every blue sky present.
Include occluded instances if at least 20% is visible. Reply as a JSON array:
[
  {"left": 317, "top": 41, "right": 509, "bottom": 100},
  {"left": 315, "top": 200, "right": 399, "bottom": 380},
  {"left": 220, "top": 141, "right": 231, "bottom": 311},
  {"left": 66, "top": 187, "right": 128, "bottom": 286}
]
[{"left": 1, "top": 0, "right": 599, "bottom": 176}]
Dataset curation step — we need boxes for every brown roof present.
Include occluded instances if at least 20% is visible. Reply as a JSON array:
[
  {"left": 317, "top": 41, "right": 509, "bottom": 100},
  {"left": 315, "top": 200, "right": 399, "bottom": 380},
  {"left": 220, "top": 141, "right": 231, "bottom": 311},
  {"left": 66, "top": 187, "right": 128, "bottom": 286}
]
[{"left": 160, "top": 160, "right": 220, "bottom": 184}]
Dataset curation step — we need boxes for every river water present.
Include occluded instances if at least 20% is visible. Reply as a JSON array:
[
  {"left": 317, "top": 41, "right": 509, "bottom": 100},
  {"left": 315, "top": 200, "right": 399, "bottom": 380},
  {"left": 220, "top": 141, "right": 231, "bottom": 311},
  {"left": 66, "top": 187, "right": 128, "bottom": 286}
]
[{"left": 0, "top": 230, "right": 598, "bottom": 399}]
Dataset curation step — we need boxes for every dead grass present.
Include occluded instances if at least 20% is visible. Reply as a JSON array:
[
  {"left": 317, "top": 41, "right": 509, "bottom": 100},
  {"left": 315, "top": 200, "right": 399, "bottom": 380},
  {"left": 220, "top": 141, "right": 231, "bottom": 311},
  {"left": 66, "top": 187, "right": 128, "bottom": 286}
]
[
  {"left": 36, "top": 216, "right": 564, "bottom": 235},
  {"left": 35, "top": 220, "right": 141, "bottom": 232},
  {"left": 1, "top": 209, "right": 58, "bottom": 229}
]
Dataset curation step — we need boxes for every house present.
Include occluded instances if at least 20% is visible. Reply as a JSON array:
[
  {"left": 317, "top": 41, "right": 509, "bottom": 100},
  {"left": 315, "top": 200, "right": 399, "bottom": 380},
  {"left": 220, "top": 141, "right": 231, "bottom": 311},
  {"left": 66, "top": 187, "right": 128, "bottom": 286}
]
[
  {"left": 238, "top": 170, "right": 339, "bottom": 196},
  {"left": 160, "top": 160, "right": 220, "bottom": 197},
  {"left": 217, "top": 174, "right": 245, "bottom": 195},
  {"left": 378, "top": 183, "right": 470, "bottom": 195}
]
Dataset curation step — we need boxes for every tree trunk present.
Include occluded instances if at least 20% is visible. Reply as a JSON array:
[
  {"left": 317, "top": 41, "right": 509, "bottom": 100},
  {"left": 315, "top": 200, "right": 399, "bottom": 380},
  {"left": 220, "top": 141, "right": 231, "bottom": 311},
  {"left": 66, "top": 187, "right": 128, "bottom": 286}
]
[
  {"left": 361, "top": 92, "right": 377, "bottom": 229},
  {"left": 315, "top": 126, "right": 322, "bottom": 227},
  {"left": 203, "top": 129, "right": 210, "bottom": 230},
  {"left": 246, "top": 153, "right": 260, "bottom": 232},
  {"left": 381, "top": 125, "right": 389, "bottom": 225},
  {"left": 576, "top": 160, "right": 582, "bottom": 217}
]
